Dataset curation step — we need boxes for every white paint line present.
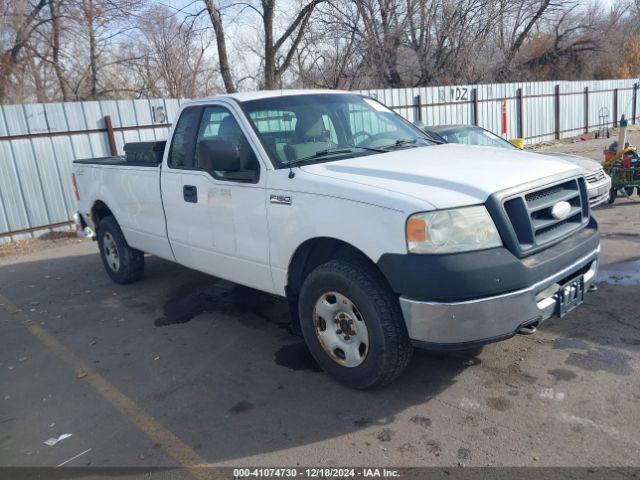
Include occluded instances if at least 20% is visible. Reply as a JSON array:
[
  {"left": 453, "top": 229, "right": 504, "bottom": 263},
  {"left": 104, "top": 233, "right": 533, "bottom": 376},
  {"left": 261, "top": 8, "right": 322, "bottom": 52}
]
[{"left": 56, "top": 448, "right": 92, "bottom": 467}]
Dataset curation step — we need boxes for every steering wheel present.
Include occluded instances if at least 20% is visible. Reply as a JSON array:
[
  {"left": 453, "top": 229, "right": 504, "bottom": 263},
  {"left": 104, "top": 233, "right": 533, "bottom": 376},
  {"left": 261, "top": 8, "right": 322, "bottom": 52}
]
[
  {"left": 353, "top": 131, "right": 373, "bottom": 146},
  {"left": 356, "top": 132, "right": 402, "bottom": 148}
]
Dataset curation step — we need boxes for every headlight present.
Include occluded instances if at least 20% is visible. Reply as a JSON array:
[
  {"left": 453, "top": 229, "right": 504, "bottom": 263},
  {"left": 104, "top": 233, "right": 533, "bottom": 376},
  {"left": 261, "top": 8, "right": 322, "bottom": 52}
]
[{"left": 406, "top": 206, "right": 502, "bottom": 254}]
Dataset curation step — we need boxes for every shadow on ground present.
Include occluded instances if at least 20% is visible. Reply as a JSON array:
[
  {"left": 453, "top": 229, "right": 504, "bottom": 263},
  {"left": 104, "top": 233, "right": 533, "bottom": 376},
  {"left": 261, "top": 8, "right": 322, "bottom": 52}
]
[{"left": 0, "top": 251, "right": 478, "bottom": 464}]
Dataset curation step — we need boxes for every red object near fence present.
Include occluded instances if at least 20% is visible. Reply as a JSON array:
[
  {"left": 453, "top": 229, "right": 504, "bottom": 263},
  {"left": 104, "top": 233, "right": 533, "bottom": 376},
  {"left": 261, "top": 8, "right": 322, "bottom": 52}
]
[{"left": 501, "top": 99, "right": 507, "bottom": 136}]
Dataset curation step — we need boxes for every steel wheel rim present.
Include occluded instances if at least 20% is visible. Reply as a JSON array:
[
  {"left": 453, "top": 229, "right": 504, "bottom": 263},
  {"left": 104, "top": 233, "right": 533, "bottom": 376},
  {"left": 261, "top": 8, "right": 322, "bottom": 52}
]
[
  {"left": 313, "top": 291, "right": 369, "bottom": 368},
  {"left": 103, "top": 232, "right": 120, "bottom": 272}
]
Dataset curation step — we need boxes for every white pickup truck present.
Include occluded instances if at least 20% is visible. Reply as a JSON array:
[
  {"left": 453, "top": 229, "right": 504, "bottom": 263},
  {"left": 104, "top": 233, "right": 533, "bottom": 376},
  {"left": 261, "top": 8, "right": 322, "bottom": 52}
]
[{"left": 73, "top": 90, "right": 600, "bottom": 388}]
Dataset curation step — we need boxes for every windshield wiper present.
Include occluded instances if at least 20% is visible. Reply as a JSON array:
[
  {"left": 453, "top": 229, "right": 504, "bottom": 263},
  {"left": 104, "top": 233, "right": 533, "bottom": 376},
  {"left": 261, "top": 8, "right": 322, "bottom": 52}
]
[
  {"left": 378, "top": 138, "right": 419, "bottom": 150},
  {"left": 286, "top": 146, "right": 387, "bottom": 168}
]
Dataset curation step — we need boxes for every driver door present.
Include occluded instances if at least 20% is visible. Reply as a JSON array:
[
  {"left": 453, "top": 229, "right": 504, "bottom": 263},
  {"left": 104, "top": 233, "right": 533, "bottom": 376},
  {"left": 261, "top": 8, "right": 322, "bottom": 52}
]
[{"left": 161, "top": 104, "right": 273, "bottom": 292}]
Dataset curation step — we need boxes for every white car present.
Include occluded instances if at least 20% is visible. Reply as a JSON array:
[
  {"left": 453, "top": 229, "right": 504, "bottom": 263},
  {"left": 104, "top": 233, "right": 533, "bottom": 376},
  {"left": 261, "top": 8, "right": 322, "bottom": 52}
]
[
  {"left": 73, "top": 90, "right": 600, "bottom": 388},
  {"left": 423, "top": 124, "right": 612, "bottom": 208},
  {"left": 539, "top": 152, "right": 610, "bottom": 207}
]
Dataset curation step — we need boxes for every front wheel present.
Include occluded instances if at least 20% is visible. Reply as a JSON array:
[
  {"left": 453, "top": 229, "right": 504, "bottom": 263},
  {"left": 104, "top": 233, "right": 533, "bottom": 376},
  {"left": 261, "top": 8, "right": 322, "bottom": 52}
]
[
  {"left": 298, "top": 259, "right": 412, "bottom": 389},
  {"left": 608, "top": 188, "right": 617, "bottom": 204},
  {"left": 97, "top": 216, "right": 144, "bottom": 284}
]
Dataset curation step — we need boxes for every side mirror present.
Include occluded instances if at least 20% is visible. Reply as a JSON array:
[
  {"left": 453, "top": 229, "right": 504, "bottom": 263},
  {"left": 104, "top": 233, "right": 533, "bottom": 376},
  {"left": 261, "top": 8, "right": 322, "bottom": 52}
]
[
  {"left": 509, "top": 138, "right": 525, "bottom": 149},
  {"left": 198, "top": 139, "right": 240, "bottom": 171}
]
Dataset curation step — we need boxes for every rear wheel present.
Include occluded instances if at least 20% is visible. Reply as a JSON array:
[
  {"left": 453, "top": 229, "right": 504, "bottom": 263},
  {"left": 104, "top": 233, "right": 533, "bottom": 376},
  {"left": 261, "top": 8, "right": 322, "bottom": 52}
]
[
  {"left": 97, "top": 216, "right": 144, "bottom": 284},
  {"left": 298, "top": 259, "right": 412, "bottom": 389}
]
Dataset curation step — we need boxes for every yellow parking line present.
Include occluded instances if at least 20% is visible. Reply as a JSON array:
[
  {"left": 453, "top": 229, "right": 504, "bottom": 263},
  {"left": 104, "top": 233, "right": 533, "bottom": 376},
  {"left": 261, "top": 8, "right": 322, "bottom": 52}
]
[{"left": 0, "top": 294, "right": 222, "bottom": 480}]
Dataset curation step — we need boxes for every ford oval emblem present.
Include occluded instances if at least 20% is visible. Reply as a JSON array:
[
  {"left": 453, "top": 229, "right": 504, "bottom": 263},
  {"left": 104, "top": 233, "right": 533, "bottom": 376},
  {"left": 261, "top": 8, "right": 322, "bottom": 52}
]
[{"left": 551, "top": 201, "right": 572, "bottom": 220}]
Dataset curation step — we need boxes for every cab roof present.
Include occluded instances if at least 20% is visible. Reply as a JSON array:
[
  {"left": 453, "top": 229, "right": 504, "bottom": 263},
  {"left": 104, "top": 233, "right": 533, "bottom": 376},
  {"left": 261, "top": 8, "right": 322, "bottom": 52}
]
[{"left": 182, "top": 89, "right": 357, "bottom": 106}]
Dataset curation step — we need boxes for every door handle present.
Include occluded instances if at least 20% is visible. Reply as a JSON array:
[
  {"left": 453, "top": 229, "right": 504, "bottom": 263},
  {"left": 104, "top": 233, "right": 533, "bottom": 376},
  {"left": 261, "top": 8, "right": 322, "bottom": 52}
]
[{"left": 183, "top": 185, "right": 197, "bottom": 203}]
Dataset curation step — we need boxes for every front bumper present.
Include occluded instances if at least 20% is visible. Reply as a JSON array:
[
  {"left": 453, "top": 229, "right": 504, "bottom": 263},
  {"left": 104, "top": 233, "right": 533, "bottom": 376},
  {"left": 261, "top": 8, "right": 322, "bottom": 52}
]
[{"left": 400, "top": 246, "right": 599, "bottom": 348}]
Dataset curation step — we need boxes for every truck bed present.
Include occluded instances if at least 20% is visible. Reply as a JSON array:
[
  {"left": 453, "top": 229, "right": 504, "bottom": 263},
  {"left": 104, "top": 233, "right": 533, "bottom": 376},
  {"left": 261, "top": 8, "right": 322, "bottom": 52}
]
[
  {"left": 73, "top": 149, "right": 173, "bottom": 261},
  {"left": 73, "top": 156, "right": 161, "bottom": 167},
  {"left": 74, "top": 141, "right": 166, "bottom": 167}
]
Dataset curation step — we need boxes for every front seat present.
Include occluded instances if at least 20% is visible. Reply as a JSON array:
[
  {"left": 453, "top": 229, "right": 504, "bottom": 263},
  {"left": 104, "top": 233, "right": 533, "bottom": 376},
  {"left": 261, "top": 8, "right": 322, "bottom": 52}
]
[
  {"left": 284, "top": 112, "right": 336, "bottom": 161},
  {"left": 218, "top": 115, "right": 258, "bottom": 171}
]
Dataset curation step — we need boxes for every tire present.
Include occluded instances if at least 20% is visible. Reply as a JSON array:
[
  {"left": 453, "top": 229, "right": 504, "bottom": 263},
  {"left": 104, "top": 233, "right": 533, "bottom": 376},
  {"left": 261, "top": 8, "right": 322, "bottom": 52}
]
[
  {"left": 298, "top": 259, "right": 412, "bottom": 389},
  {"left": 97, "top": 216, "right": 144, "bottom": 284},
  {"left": 607, "top": 188, "right": 617, "bottom": 204},
  {"left": 624, "top": 187, "right": 635, "bottom": 197}
]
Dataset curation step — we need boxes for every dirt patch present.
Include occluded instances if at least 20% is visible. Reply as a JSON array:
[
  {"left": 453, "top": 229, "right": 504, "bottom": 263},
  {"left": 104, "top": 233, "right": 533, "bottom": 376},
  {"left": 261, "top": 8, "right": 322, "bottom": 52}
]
[
  {"left": 0, "top": 231, "right": 85, "bottom": 258},
  {"left": 547, "top": 368, "right": 578, "bottom": 381},
  {"left": 487, "top": 397, "right": 512, "bottom": 411},
  {"left": 410, "top": 415, "right": 432, "bottom": 428},
  {"left": 376, "top": 429, "right": 394, "bottom": 442}
]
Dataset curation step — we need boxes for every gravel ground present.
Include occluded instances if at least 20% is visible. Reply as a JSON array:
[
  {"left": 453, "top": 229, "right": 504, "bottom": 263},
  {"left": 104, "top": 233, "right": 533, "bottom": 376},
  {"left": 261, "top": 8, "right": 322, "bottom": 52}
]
[{"left": 0, "top": 230, "right": 87, "bottom": 259}]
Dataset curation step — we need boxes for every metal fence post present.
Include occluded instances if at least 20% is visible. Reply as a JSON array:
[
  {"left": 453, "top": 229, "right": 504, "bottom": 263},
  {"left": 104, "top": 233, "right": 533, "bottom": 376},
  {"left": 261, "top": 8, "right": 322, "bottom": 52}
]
[
  {"left": 516, "top": 88, "right": 524, "bottom": 138},
  {"left": 633, "top": 83, "right": 638, "bottom": 125},
  {"left": 584, "top": 86, "right": 589, "bottom": 133},
  {"left": 415, "top": 95, "right": 422, "bottom": 123},
  {"left": 554, "top": 84, "right": 560, "bottom": 140},
  {"left": 104, "top": 115, "right": 118, "bottom": 156},
  {"left": 613, "top": 88, "right": 618, "bottom": 127},
  {"left": 472, "top": 88, "right": 479, "bottom": 126}
]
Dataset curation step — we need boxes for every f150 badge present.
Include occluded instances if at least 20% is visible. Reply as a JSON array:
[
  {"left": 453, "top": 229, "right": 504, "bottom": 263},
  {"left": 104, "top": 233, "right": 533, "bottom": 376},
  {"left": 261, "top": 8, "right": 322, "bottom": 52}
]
[
  {"left": 551, "top": 200, "right": 571, "bottom": 220},
  {"left": 270, "top": 194, "right": 292, "bottom": 205}
]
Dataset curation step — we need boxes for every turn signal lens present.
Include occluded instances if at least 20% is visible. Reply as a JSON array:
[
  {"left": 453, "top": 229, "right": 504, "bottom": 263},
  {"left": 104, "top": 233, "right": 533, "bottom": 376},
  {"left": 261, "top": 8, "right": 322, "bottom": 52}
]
[{"left": 406, "top": 217, "right": 427, "bottom": 243}]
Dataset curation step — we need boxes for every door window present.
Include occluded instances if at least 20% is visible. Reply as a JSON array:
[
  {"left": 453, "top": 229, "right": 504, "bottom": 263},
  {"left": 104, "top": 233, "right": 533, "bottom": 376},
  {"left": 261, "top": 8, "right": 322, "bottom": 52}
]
[
  {"left": 168, "top": 107, "right": 201, "bottom": 168},
  {"left": 194, "top": 106, "right": 260, "bottom": 180}
]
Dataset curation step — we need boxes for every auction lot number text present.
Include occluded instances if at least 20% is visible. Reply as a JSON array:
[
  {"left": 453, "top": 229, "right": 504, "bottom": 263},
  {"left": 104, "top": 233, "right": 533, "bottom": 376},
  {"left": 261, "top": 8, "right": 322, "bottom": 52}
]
[{"left": 234, "top": 468, "right": 400, "bottom": 478}]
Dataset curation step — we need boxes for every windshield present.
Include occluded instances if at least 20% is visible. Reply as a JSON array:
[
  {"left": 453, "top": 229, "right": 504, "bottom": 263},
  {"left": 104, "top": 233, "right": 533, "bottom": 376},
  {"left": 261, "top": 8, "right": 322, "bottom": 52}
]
[
  {"left": 437, "top": 126, "right": 516, "bottom": 150},
  {"left": 241, "top": 94, "right": 433, "bottom": 167}
]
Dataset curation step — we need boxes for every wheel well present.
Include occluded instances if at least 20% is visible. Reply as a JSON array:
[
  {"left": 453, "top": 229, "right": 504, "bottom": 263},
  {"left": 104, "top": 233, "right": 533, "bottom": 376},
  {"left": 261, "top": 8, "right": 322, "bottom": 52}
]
[
  {"left": 285, "top": 238, "right": 380, "bottom": 335},
  {"left": 91, "top": 201, "right": 114, "bottom": 231}
]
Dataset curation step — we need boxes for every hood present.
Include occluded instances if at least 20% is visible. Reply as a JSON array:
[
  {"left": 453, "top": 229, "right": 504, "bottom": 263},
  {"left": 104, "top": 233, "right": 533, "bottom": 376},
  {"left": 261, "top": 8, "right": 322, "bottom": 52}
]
[
  {"left": 301, "top": 143, "right": 580, "bottom": 209},
  {"left": 538, "top": 151, "right": 602, "bottom": 173}
]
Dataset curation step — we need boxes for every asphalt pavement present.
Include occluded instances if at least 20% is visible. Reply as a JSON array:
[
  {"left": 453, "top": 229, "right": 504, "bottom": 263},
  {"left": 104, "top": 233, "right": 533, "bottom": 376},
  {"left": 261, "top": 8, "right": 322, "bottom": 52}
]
[{"left": 1, "top": 137, "right": 639, "bottom": 472}]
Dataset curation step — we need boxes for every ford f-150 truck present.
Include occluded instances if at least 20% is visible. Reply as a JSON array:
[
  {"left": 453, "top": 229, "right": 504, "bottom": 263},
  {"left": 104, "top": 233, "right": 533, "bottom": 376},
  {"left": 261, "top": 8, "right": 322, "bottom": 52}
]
[{"left": 73, "top": 90, "right": 600, "bottom": 389}]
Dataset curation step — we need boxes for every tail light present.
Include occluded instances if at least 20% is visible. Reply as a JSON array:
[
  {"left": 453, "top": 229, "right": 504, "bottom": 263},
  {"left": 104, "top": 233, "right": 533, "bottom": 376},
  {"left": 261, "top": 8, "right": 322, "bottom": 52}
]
[{"left": 72, "top": 173, "right": 80, "bottom": 200}]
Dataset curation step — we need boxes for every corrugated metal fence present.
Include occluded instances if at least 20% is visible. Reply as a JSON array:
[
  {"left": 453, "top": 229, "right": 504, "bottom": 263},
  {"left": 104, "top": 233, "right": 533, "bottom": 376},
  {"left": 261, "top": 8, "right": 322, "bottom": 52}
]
[
  {"left": 0, "top": 98, "right": 185, "bottom": 243},
  {"left": 1, "top": 78, "right": 638, "bottom": 242},
  {"left": 360, "top": 78, "right": 639, "bottom": 144}
]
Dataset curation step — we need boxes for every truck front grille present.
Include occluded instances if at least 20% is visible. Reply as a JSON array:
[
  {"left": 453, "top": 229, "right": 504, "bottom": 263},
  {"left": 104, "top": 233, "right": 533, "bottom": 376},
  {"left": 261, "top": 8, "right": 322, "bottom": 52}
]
[{"left": 501, "top": 177, "right": 589, "bottom": 255}]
